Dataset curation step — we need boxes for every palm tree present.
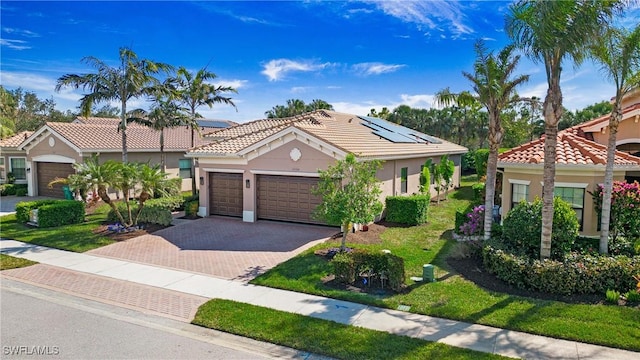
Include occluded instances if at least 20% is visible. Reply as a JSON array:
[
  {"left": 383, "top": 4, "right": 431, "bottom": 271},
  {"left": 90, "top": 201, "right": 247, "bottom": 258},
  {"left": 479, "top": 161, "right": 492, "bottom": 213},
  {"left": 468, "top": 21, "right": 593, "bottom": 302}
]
[
  {"left": 435, "top": 88, "right": 482, "bottom": 146},
  {"left": 128, "top": 101, "right": 187, "bottom": 172},
  {"left": 506, "top": 0, "right": 624, "bottom": 259},
  {"left": 133, "top": 163, "right": 179, "bottom": 225},
  {"left": 55, "top": 47, "right": 172, "bottom": 162},
  {"left": 457, "top": 41, "right": 529, "bottom": 240},
  {"left": 307, "top": 99, "right": 334, "bottom": 111},
  {"left": 590, "top": 25, "right": 640, "bottom": 254},
  {"left": 173, "top": 66, "right": 237, "bottom": 195}
]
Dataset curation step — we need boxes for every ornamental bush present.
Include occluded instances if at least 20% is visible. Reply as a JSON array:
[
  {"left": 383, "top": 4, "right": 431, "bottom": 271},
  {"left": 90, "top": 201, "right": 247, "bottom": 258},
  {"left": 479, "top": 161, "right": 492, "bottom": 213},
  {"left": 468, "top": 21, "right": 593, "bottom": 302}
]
[
  {"left": 37, "top": 200, "right": 85, "bottom": 228},
  {"left": 331, "top": 249, "right": 406, "bottom": 292},
  {"left": 385, "top": 195, "right": 429, "bottom": 225},
  {"left": 15, "top": 199, "right": 58, "bottom": 223},
  {"left": 592, "top": 180, "right": 640, "bottom": 241},
  {"left": 482, "top": 244, "right": 640, "bottom": 295},
  {"left": 107, "top": 200, "right": 173, "bottom": 226},
  {"left": 502, "top": 197, "right": 579, "bottom": 260}
]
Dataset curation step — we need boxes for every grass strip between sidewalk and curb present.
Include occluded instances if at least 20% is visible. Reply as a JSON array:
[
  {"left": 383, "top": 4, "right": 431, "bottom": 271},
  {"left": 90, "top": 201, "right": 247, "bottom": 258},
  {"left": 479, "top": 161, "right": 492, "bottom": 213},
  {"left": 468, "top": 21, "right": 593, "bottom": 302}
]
[
  {"left": 192, "top": 299, "right": 508, "bottom": 360},
  {"left": 0, "top": 254, "right": 38, "bottom": 270}
]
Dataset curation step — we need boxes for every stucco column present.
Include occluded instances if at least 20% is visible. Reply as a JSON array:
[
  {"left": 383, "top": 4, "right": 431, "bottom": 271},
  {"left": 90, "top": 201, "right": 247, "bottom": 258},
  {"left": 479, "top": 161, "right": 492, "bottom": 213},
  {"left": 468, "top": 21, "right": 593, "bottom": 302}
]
[{"left": 26, "top": 161, "right": 34, "bottom": 196}]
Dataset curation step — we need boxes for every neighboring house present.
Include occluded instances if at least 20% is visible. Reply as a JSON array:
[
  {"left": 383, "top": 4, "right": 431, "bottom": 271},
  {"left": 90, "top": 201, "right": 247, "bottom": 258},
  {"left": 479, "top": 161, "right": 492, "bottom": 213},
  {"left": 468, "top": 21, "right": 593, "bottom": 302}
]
[
  {"left": 13, "top": 117, "right": 231, "bottom": 198},
  {"left": 0, "top": 131, "right": 33, "bottom": 185},
  {"left": 187, "top": 110, "right": 468, "bottom": 224},
  {"left": 498, "top": 89, "right": 640, "bottom": 237}
]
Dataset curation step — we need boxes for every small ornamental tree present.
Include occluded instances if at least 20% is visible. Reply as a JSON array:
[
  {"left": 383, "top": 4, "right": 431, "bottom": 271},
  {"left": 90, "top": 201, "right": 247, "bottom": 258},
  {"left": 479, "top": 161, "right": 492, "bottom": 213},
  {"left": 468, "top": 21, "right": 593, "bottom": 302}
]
[
  {"left": 419, "top": 159, "right": 431, "bottom": 194},
  {"left": 592, "top": 180, "right": 640, "bottom": 241},
  {"left": 312, "top": 154, "right": 383, "bottom": 250}
]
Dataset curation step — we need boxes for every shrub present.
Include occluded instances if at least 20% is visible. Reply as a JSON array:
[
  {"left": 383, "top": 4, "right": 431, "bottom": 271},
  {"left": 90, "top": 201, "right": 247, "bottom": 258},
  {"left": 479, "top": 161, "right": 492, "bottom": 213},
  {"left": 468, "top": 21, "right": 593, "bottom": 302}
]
[
  {"left": 15, "top": 187, "right": 28, "bottom": 196},
  {"left": 145, "top": 196, "right": 184, "bottom": 211},
  {"left": 107, "top": 200, "right": 173, "bottom": 226},
  {"left": 592, "top": 180, "right": 640, "bottom": 241},
  {"left": 36, "top": 200, "right": 85, "bottom": 228},
  {"left": 474, "top": 149, "right": 489, "bottom": 177},
  {"left": 455, "top": 204, "right": 474, "bottom": 233},
  {"left": 502, "top": 197, "right": 579, "bottom": 259},
  {"left": 462, "top": 151, "right": 476, "bottom": 173},
  {"left": 458, "top": 205, "right": 485, "bottom": 237},
  {"left": 625, "top": 290, "right": 640, "bottom": 303},
  {"left": 1, "top": 184, "right": 16, "bottom": 196},
  {"left": 15, "top": 199, "right": 58, "bottom": 223},
  {"left": 471, "top": 183, "right": 485, "bottom": 204},
  {"left": 385, "top": 195, "right": 429, "bottom": 225},
  {"left": 482, "top": 244, "right": 640, "bottom": 295},
  {"left": 606, "top": 289, "right": 620, "bottom": 304},
  {"left": 331, "top": 249, "right": 406, "bottom": 292},
  {"left": 185, "top": 200, "right": 199, "bottom": 217}
]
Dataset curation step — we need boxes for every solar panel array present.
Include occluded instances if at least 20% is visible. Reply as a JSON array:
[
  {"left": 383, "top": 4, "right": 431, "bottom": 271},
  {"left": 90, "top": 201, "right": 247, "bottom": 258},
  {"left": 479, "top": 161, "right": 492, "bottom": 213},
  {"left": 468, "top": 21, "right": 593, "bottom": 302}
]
[
  {"left": 358, "top": 116, "right": 442, "bottom": 144},
  {"left": 197, "top": 120, "right": 232, "bottom": 128}
]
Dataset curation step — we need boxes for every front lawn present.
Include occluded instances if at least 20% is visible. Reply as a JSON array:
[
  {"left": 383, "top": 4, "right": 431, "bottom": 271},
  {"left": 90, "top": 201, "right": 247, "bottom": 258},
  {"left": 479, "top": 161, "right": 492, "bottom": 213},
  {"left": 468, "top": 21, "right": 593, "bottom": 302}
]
[
  {"left": 0, "top": 254, "right": 38, "bottom": 270},
  {"left": 252, "top": 176, "right": 640, "bottom": 351},
  {"left": 193, "top": 299, "right": 506, "bottom": 360},
  {"left": 0, "top": 204, "right": 114, "bottom": 252}
]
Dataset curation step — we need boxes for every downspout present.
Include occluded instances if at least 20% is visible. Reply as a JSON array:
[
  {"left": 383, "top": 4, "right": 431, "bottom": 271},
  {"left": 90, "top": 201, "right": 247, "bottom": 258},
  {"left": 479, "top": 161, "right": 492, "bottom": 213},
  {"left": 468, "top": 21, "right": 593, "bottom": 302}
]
[{"left": 392, "top": 160, "right": 397, "bottom": 196}]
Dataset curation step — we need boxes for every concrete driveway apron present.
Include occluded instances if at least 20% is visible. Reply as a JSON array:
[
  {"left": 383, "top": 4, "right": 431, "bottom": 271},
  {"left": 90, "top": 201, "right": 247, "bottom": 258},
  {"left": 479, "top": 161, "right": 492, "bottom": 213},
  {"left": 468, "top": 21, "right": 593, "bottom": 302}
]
[{"left": 87, "top": 216, "right": 337, "bottom": 282}]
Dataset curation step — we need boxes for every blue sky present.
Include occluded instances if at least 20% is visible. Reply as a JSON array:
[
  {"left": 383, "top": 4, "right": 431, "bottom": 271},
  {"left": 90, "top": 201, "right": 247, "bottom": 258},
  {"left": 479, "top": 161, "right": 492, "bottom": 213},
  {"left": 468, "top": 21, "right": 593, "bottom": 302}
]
[{"left": 1, "top": 1, "right": 639, "bottom": 123}]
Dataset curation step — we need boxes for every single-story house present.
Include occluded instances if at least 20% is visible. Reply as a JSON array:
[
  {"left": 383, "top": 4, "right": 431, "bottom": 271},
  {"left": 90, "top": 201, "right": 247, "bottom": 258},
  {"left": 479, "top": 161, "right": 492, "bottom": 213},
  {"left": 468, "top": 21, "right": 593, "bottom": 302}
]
[
  {"left": 187, "top": 110, "right": 468, "bottom": 224},
  {"left": 3, "top": 117, "right": 234, "bottom": 198},
  {"left": 498, "top": 88, "right": 640, "bottom": 236},
  {"left": 0, "top": 131, "right": 33, "bottom": 185}
]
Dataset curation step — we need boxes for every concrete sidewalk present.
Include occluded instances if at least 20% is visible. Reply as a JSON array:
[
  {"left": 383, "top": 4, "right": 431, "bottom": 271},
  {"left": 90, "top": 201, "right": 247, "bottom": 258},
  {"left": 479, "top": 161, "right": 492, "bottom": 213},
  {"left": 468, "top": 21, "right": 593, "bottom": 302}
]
[{"left": 1, "top": 239, "right": 638, "bottom": 360}]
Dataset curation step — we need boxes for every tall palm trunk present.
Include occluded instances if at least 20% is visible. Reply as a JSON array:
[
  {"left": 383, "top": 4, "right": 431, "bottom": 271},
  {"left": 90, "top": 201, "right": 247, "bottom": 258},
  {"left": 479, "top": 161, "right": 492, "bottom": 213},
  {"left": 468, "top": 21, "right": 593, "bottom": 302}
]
[
  {"left": 121, "top": 99, "right": 128, "bottom": 163},
  {"left": 160, "top": 128, "right": 166, "bottom": 172},
  {"left": 190, "top": 117, "right": 197, "bottom": 196},
  {"left": 540, "top": 87, "right": 563, "bottom": 258},
  {"left": 483, "top": 111, "right": 502, "bottom": 240},
  {"left": 599, "top": 103, "right": 623, "bottom": 254}
]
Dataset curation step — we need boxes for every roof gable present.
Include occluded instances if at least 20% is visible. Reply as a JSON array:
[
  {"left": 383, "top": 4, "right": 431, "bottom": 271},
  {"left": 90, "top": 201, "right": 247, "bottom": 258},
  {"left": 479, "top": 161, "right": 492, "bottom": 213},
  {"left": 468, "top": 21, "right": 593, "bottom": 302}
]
[{"left": 0, "top": 131, "right": 33, "bottom": 148}]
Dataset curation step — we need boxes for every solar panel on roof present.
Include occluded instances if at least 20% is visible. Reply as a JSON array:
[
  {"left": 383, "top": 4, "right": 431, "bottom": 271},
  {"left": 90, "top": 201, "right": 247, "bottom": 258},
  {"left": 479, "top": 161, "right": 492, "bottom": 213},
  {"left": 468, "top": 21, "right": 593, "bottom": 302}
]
[
  {"left": 197, "top": 120, "right": 231, "bottom": 128},
  {"left": 358, "top": 115, "right": 442, "bottom": 144}
]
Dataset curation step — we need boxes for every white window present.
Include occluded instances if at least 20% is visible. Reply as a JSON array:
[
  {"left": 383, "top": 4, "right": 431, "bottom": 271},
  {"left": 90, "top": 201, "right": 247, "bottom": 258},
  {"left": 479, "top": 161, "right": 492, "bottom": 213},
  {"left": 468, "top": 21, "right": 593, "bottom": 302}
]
[
  {"left": 554, "top": 187, "right": 585, "bottom": 230},
  {"left": 0, "top": 157, "right": 4, "bottom": 180},
  {"left": 511, "top": 183, "right": 529, "bottom": 209},
  {"left": 9, "top": 157, "right": 26, "bottom": 181},
  {"left": 179, "top": 159, "right": 192, "bottom": 179}
]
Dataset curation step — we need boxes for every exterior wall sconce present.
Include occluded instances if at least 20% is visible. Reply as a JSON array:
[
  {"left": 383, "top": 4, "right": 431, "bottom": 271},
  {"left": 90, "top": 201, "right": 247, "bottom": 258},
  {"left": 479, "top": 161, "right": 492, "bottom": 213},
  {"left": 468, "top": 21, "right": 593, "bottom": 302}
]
[
  {"left": 199, "top": 176, "right": 204, "bottom": 185},
  {"left": 635, "top": 115, "right": 639, "bottom": 123},
  {"left": 246, "top": 179, "right": 250, "bottom": 188},
  {"left": 26, "top": 168, "right": 31, "bottom": 173}
]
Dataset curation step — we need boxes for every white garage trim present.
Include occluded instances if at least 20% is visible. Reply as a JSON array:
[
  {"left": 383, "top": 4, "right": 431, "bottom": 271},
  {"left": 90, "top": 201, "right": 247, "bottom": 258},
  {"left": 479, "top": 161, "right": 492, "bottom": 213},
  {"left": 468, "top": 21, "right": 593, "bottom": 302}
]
[
  {"left": 250, "top": 169, "right": 320, "bottom": 177},
  {"left": 32, "top": 154, "right": 76, "bottom": 163}
]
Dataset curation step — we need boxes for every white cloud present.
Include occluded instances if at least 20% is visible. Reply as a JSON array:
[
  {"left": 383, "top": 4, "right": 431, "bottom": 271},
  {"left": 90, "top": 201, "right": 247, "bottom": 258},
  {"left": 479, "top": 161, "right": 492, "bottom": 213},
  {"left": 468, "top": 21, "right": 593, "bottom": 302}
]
[
  {"left": 352, "top": 62, "right": 406, "bottom": 76},
  {"left": 2, "top": 27, "right": 40, "bottom": 37},
  {"left": 0, "top": 39, "right": 30, "bottom": 50},
  {"left": 291, "top": 86, "right": 312, "bottom": 94},
  {"left": 399, "top": 94, "right": 436, "bottom": 108},
  {"left": 261, "top": 59, "right": 331, "bottom": 81},
  {"left": 212, "top": 79, "right": 248, "bottom": 90},
  {"left": 365, "top": 0, "right": 473, "bottom": 38},
  {"left": 332, "top": 93, "right": 437, "bottom": 117}
]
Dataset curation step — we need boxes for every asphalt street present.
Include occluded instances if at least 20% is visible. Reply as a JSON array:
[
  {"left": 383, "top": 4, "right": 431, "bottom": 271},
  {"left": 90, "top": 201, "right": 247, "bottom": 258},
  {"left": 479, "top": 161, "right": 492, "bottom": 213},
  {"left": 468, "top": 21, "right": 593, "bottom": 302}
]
[{"left": 0, "top": 279, "right": 323, "bottom": 360}]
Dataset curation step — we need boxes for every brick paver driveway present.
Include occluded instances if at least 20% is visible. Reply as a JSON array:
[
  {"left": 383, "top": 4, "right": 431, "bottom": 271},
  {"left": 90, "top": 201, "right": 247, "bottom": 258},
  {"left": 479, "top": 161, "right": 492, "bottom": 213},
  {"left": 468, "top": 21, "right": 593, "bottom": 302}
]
[{"left": 88, "top": 216, "right": 337, "bottom": 281}]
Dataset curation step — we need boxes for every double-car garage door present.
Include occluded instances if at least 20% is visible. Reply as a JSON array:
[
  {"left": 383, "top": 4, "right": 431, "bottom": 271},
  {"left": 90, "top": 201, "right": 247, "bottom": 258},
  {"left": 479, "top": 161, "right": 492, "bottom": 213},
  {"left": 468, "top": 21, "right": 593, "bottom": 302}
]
[
  {"left": 37, "top": 162, "right": 75, "bottom": 198},
  {"left": 208, "top": 172, "right": 323, "bottom": 224}
]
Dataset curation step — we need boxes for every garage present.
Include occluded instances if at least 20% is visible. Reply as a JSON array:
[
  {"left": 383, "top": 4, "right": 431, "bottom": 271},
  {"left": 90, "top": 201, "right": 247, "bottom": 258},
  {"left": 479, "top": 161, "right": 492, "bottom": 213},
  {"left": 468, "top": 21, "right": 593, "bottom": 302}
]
[
  {"left": 209, "top": 172, "right": 243, "bottom": 217},
  {"left": 37, "top": 162, "right": 75, "bottom": 198},
  {"left": 257, "top": 175, "right": 324, "bottom": 224}
]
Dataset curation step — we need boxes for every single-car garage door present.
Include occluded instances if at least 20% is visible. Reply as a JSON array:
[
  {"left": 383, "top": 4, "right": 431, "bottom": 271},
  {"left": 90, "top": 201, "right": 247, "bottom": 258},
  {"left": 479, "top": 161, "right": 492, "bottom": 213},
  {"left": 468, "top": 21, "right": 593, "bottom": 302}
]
[
  {"left": 37, "top": 162, "right": 75, "bottom": 198},
  {"left": 257, "top": 175, "right": 324, "bottom": 224},
  {"left": 209, "top": 172, "right": 243, "bottom": 217}
]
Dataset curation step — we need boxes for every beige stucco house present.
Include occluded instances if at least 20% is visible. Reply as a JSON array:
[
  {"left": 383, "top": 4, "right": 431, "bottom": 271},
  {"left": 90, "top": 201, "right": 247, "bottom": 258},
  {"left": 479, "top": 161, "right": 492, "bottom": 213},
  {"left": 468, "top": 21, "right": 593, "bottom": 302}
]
[
  {"left": 187, "top": 110, "right": 468, "bottom": 225},
  {"left": 498, "top": 89, "right": 640, "bottom": 236},
  {"left": 3, "top": 117, "right": 233, "bottom": 197},
  {"left": 0, "top": 131, "right": 33, "bottom": 186}
]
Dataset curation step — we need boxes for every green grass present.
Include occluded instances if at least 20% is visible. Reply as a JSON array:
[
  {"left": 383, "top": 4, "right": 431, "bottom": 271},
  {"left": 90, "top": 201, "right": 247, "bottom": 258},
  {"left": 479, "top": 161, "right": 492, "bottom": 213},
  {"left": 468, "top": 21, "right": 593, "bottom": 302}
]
[
  {"left": 252, "top": 175, "right": 640, "bottom": 351},
  {"left": 193, "top": 299, "right": 507, "bottom": 360},
  {"left": 0, "top": 204, "right": 114, "bottom": 252},
  {"left": 0, "top": 253, "right": 38, "bottom": 270}
]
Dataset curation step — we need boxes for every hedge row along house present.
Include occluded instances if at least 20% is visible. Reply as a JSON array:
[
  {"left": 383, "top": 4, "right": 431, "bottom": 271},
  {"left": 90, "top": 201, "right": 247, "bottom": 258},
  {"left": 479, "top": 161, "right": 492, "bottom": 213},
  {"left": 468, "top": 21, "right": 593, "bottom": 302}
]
[
  {"left": 498, "top": 89, "right": 640, "bottom": 237},
  {"left": 186, "top": 110, "right": 468, "bottom": 224},
  {"left": 0, "top": 117, "right": 235, "bottom": 197}
]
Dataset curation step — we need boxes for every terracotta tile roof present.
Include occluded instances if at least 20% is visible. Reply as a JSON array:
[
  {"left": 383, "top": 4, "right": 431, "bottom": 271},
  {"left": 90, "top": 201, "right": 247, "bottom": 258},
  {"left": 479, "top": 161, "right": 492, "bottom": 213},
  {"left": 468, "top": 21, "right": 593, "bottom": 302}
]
[
  {"left": 42, "top": 122, "right": 212, "bottom": 152},
  {"left": 498, "top": 132, "right": 640, "bottom": 167},
  {"left": 564, "top": 103, "right": 640, "bottom": 135},
  {"left": 0, "top": 131, "right": 33, "bottom": 148},
  {"left": 191, "top": 110, "right": 467, "bottom": 158}
]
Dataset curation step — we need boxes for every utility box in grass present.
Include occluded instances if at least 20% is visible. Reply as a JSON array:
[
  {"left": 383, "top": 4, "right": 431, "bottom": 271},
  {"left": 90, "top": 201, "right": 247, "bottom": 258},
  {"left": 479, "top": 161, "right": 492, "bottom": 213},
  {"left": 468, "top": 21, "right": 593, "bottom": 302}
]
[{"left": 423, "top": 264, "right": 435, "bottom": 282}]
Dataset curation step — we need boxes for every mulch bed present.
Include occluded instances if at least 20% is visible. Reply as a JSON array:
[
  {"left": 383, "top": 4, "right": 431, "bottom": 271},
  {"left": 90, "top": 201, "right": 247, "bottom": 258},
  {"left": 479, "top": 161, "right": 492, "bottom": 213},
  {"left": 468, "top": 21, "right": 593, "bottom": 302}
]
[{"left": 92, "top": 223, "right": 169, "bottom": 242}]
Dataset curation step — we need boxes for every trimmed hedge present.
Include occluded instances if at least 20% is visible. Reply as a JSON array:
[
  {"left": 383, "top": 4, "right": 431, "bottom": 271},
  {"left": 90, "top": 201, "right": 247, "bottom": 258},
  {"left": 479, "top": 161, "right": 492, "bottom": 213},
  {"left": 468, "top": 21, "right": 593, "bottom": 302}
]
[
  {"left": 0, "top": 183, "right": 28, "bottom": 196},
  {"left": 107, "top": 200, "right": 174, "bottom": 226},
  {"left": 385, "top": 195, "right": 429, "bottom": 225},
  {"left": 37, "top": 201, "right": 85, "bottom": 228},
  {"left": 332, "top": 249, "right": 406, "bottom": 292},
  {"left": 185, "top": 200, "right": 199, "bottom": 217},
  {"left": 472, "top": 183, "right": 485, "bottom": 204},
  {"left": 15, "top": 199, "right": 58, "bottom": 223},
  {"left": 482, "top": 245, "right": 640, "bottom": 295},
  {"left": 474, "top": 149, "right": 489, "bottom": 177}
]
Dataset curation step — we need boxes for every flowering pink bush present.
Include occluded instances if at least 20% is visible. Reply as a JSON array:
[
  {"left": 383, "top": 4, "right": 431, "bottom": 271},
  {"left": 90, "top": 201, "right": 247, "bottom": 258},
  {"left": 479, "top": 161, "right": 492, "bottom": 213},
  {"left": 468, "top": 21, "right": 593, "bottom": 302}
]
[
  {"left": 459, "top": 205, "right": 485, "bottom": 236},
  {"left": 592, "top": 180, "right": 640, "bottom": 240}
]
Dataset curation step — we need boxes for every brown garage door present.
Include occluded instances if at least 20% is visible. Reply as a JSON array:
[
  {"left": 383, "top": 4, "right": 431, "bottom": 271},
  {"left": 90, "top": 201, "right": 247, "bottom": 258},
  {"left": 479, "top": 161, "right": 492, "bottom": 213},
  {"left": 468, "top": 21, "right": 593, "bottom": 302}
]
[
  {"left": 37, "top": 162, "right": 75, "bottom": 198},
  {"left": 209, "top": 172, "right": 243, "bottom": 217},
  {"left": 257, "top": 175, "right": 324, "bottom": 224}
]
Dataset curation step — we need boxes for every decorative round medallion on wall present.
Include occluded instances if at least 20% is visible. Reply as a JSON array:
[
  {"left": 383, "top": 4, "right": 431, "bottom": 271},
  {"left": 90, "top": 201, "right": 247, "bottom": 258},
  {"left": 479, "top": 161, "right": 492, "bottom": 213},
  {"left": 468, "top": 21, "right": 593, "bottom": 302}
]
[
  {"left": 48, "top": 137, "right": 55, "bottom": 147},
  {"left": 290, "top": 147, "right": 302, "bottom": 162}
]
